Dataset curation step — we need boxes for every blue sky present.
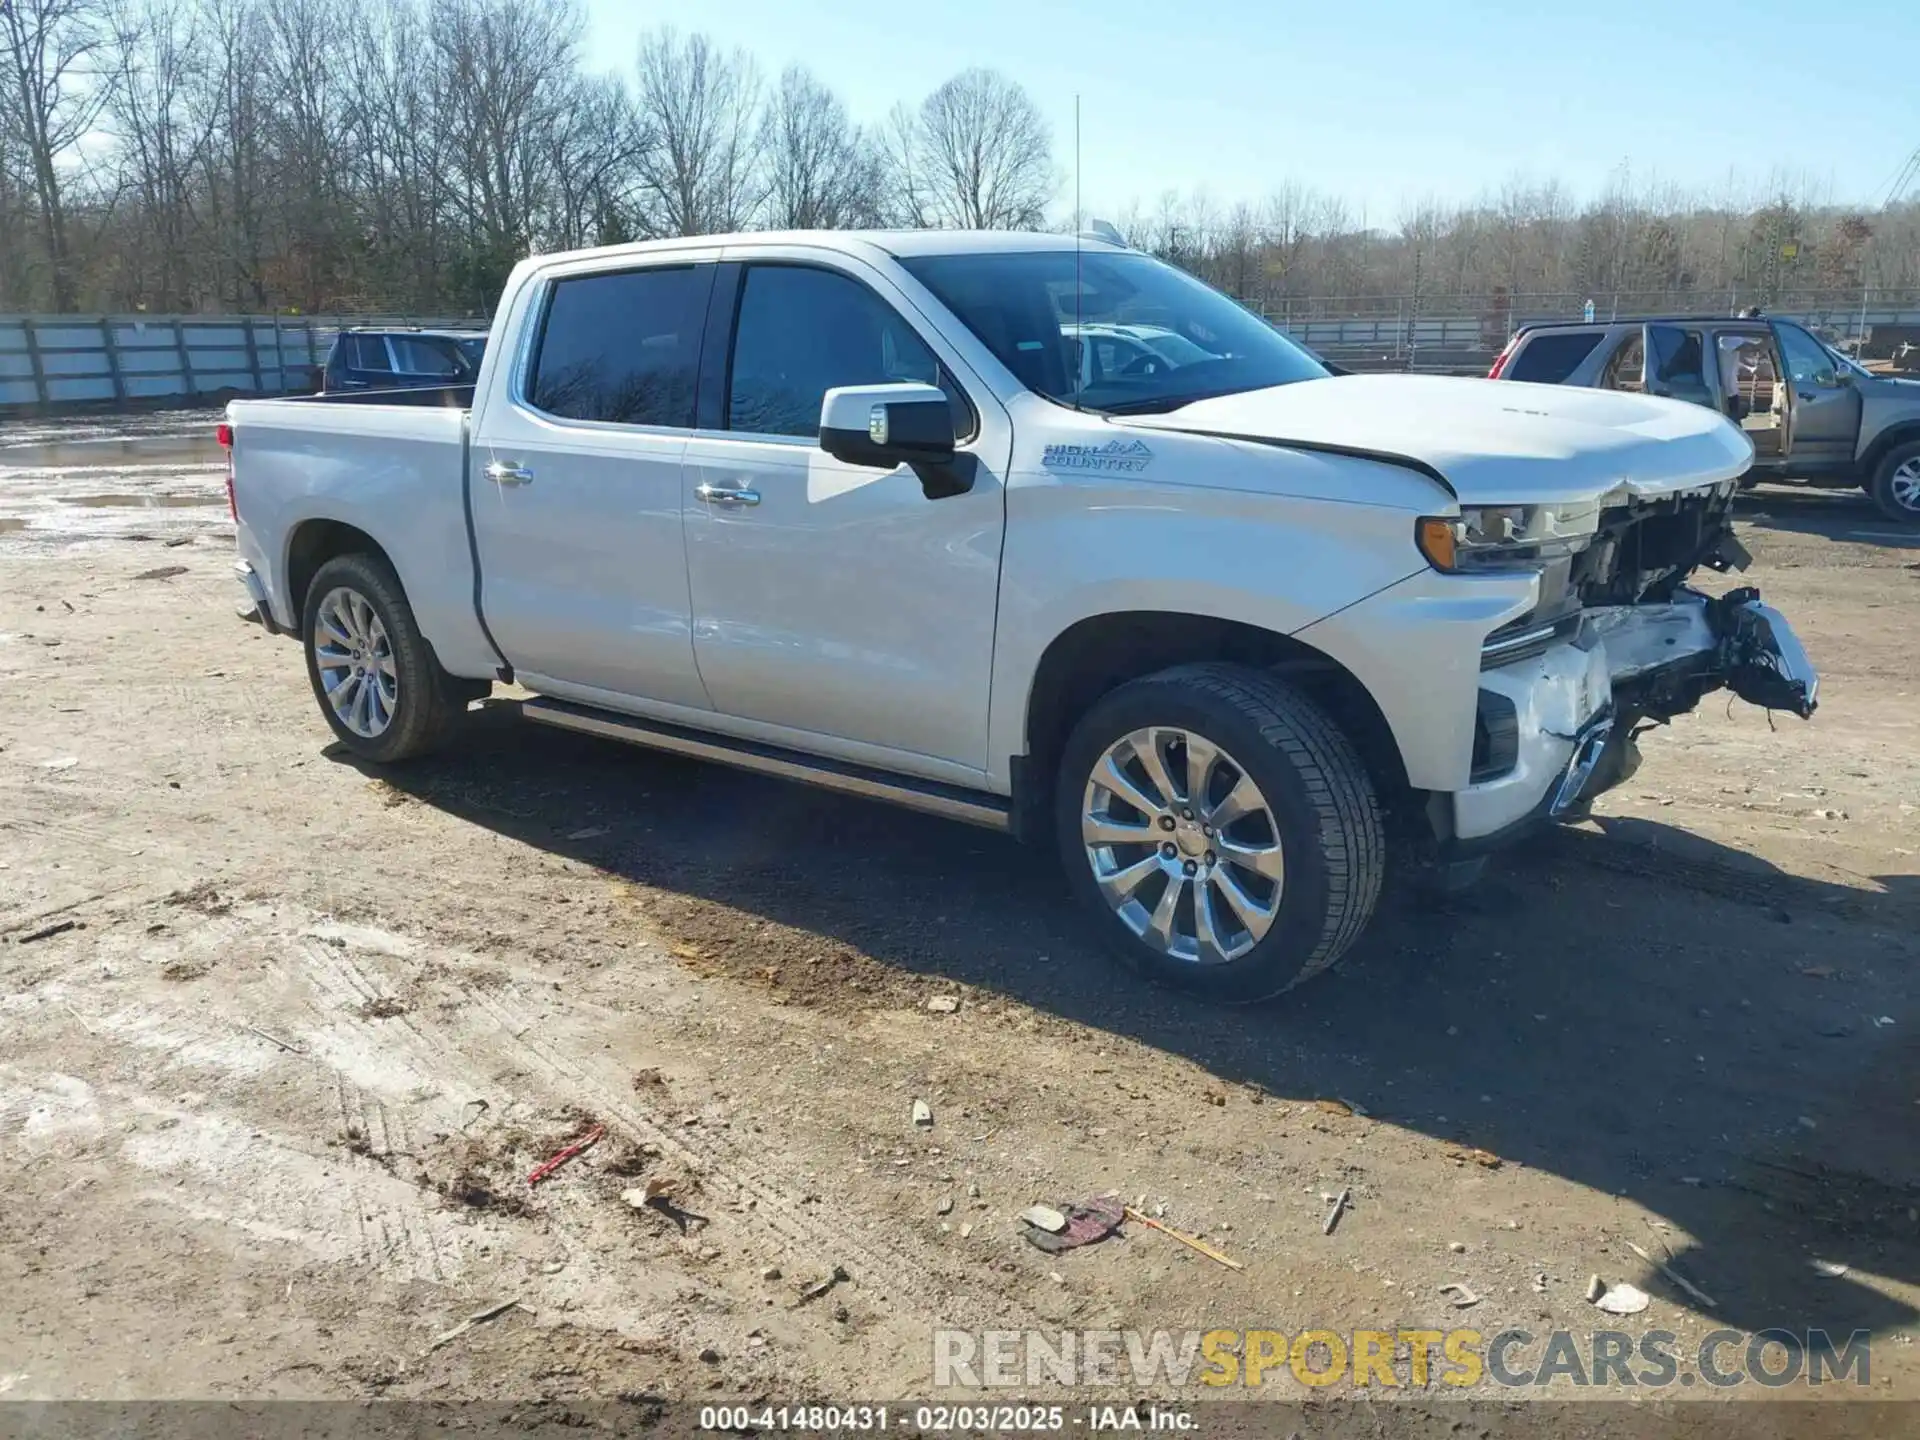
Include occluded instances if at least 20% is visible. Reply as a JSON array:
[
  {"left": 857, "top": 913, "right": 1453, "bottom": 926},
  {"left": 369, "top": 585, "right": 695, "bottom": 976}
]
[{"left": 585, "top": 0, "right": 1920, "bottom": 222}]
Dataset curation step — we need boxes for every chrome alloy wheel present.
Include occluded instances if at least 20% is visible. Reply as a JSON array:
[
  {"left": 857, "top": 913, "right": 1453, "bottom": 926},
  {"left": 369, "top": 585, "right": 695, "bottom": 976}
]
[
  {"left": 1892, "top": 456, "right": 1920, "bottom": 513},
  {"left": 312, "top": 586, "right": 397, "bottom": 739},
  {"left": 1080, "top": 726, "right": 1285, "bottom": 965}
]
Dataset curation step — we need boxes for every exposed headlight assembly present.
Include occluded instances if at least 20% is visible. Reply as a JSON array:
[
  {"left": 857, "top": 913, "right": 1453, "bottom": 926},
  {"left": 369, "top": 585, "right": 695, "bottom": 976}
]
[{"left": 1416, "top": 500, "right": 1600, "bottom": 573}]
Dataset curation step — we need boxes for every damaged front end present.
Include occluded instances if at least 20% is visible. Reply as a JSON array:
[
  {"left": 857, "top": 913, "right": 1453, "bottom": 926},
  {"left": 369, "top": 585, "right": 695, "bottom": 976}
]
[{"left": 1446, "top": 483, "right": 1818, "bottom": 847}]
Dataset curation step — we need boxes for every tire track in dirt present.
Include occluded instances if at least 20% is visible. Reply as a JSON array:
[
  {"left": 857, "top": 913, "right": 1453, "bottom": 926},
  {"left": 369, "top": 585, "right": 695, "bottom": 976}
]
[{"left": 280, "top": 910, "right": 1032, "bottom": 1334}]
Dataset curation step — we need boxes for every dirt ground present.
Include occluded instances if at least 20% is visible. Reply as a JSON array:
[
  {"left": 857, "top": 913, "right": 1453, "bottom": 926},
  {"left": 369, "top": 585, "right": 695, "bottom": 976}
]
[{"left": 1, "top": 408, "right": 1917, "bottom": 1417}]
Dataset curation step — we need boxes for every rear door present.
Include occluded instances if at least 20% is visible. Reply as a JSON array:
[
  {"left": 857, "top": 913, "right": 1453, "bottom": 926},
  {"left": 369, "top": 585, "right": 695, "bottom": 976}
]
[
  {"left": 1773, "top": 321, "right": 1863, "bottom": 467},
  {"left": 680, "top": 249, "right": 1008, "bottom": 779},
  {"left": 468, "top": 253, "right": 717, "bottom": 710}
]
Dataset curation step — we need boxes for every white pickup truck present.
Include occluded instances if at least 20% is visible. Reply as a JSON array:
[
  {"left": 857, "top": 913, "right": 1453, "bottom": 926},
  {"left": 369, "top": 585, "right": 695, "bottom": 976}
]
[{"left": 224, "top": 230, "right": 1817, "bottom": 1002}]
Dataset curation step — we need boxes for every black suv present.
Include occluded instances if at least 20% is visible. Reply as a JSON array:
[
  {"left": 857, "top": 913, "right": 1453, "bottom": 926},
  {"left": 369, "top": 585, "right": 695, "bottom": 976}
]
[{"left": 320, "top": 329, "right": 487, "bottom": 393}]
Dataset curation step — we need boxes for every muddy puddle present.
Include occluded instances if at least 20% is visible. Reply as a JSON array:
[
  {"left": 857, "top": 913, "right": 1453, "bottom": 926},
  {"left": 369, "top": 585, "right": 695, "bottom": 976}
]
[
  {"left": 0, "top": 434, "right": 222, "bottom": 469},
  {"left": 55, "top": 493, "right": 223, "bottom": 509}
]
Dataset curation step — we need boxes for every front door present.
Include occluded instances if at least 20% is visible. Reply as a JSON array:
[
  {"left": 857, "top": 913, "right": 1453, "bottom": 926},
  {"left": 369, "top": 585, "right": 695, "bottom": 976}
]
[
  {"left": 682, "top": 254, "right": 1007, "bottom": 778},
  {"left": 1774, "top": 321, "right": 1863, "bottom": 469},
  {"left": 469, "top": 256, "right": 716, "bottom": 710}
]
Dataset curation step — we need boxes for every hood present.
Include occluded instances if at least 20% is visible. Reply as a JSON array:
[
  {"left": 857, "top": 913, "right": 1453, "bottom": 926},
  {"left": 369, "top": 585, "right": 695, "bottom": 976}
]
[{"left": 1121, "top": 374, "right": 1755, "bottom": 505}]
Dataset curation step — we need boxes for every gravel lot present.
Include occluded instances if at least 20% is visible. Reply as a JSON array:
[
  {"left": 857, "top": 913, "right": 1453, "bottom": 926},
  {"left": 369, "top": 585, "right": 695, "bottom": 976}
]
[{"left": 2, "top": 407, "right": 1916, "bottom": 1414}]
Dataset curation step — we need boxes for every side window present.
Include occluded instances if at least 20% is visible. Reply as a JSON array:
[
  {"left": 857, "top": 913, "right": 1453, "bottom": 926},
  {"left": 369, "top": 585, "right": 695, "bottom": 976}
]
[
  {"left": 389, "top": 337, "right": 461, "bottom": 378},
  {"left": 1648, "top": 326, "right": 1707, "bottom": 397},
  {"left": 528, "top": 266, "right": 707, "bottom": 427},
  {"left": 1506, "top": 331, "right": 1604, "bottom": 383},
  {"left": 727, "top": 264, "right": 969, "bottom": 439},
  {"left": 349, "top": 335, "right": 394, "bottom": 373},
  {"left": 1776, "top": 323, "right": 1836, "bottom": 387},
  {"left": 1599, "top": 330, "right": 1646, "bottom": 393}
]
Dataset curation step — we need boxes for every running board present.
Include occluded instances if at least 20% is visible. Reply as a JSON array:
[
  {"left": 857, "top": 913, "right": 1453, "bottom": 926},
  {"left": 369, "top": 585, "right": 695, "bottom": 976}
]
[{"left": 520, "top": 697, "right": 1012, "bottom": 832}]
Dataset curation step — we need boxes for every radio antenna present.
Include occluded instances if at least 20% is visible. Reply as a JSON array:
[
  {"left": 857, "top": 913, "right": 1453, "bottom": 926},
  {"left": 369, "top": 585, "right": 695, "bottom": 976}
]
[{"left": 1073, "top": 93, "right": 1083, "bottom": 412}]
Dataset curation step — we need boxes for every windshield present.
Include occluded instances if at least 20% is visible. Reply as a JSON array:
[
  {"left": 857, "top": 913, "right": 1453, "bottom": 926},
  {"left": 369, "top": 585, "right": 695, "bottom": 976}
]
[
  {"left": 456, "top": 338, "right": 487, "bottom": 369},
  {"left": 899, "top": 249, "right": 1327, "bottom": 414}
]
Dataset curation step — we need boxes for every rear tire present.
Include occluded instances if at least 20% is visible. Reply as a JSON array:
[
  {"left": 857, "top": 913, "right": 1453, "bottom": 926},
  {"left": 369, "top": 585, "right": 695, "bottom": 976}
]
[
  {"left": 301, "top": 552, "right": 463, "bottom": 763},
  {"left": 1868, "top": 440, "right": 1920, "bottom": 525},
  {"left": 1053, "top": 663, "right": 1385, "bottom": 1003}
]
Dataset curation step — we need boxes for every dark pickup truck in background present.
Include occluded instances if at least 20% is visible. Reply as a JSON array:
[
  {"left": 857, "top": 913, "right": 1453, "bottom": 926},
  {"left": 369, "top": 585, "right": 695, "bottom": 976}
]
[
  {"left": 320, "top": 328, "right": 488, "bottom": 395},
  {"left": 1489, "top": 314, "right": 1920, "bottom": 524}
]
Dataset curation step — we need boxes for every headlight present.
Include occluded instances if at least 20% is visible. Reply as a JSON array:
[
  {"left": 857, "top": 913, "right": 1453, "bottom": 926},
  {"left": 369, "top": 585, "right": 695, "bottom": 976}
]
[{"left": 1416, "top": 500, "right": 1600, "bottom": 573}]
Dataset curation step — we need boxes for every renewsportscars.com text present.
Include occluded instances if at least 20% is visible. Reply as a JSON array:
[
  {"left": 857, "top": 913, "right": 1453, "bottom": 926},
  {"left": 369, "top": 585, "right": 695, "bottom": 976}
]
[{"left": 932, "top": 1327, "right": 1873, "bottom": 1390}]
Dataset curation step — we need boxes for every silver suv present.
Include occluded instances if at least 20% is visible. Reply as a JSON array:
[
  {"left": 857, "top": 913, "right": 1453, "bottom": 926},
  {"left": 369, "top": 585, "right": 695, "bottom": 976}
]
[{"left": 1490, "top": 315, "right": 1920, "bottom": 523}]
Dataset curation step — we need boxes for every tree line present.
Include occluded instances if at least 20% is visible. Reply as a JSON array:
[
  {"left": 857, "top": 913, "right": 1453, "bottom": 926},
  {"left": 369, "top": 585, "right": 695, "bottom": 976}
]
[{"left": 3, "top": 0, "right": 1916, "bottom": 318}]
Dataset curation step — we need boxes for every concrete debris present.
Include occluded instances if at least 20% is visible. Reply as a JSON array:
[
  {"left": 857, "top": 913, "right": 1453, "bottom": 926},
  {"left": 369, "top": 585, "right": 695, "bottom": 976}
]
[
  {"left": 1593, "top": 1282, "right": 1651, "bottom": 1315},
  {"left": 1020, "top": 1205, "right": 1067, "bottom": 1234}
]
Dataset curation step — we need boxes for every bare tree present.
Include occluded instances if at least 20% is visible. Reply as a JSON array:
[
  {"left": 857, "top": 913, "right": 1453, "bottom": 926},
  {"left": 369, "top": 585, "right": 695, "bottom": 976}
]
[
  {"left": 192, "top": 0, "right": 271, "bottom": 307},
  {"left": 912, "top": 68, "right": 1052, "bottom": 230},
  {"left": 873, "top": 99, "right": 929, "bottom": 229},
  {"left": 102, "top": 0, "right": 219, "bottom": 309},
  {"left": 0, "top": 0, "right": 111, "bottom": 309},
  {"left": 632, "top": 27, "right": 761, "bottom": 237},
  {"left": 429, "top": 0, "right": 582, "bottom": 294},
  {"left": 544, "top": 71, "right": 648, "bottom": 250},
  {"left": 760, "top": 65, "right": 875, "bottom": 230}
]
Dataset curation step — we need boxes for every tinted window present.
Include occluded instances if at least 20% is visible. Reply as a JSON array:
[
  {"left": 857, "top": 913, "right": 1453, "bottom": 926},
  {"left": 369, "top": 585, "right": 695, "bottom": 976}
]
[
  {"left": 389, "top": 336, "right": 462, "bottom": 377},
  {"left": 348, "top": 335, "right": 393, "bottom": 373},
  {"left": 1507, "top": 330, "right": 1603, "bottom": 383},
  {"left": 727, "top": 265, "right": 963, "bottom": 438},
  {"left": 1649, "top": 327, "right": 1705, "bottom": 387},
  {"left": 529, "top": 266, "right": 707, "bottom": 426},
  {"left": 901, "top": 249, "right": 1325, "bottom": 414}
]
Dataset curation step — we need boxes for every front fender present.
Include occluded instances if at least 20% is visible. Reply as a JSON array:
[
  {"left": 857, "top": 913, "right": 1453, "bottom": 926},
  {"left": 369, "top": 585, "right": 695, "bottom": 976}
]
[{"left": 985, "top": 443, "right": 1467, "bottom": 790}]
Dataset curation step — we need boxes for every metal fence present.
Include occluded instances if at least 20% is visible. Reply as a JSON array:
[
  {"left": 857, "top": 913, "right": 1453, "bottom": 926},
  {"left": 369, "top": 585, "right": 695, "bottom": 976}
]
[
  {"left": 7, "top": 292, "right": 1920, "bottom": 411},
  {"left": 0, "top": 314, "right": 477, "bottom": 411},
  {"left": 1252, "top": 295, "right": 1920, "bottom": 371}
]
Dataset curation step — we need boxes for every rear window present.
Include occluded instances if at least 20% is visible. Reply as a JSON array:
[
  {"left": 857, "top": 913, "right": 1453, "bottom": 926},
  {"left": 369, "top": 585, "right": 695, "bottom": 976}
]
[
  {"left": 346, "top": 335, "right": 393, "bottom": 373},
  {"left": 389, "top": 336, "right": 462, "bottom": 378},
  {"left": 528, "top": 266, "right": 708, "bottom": 427},
  {"left": 1507, "top": 330, "right": 1604, "bottom": 383}
]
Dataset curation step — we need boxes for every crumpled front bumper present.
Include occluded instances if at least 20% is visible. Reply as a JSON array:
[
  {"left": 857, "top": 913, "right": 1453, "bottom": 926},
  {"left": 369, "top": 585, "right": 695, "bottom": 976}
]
[{"left": 1448, "top": 587, "right": 1817, "bottom": 845}]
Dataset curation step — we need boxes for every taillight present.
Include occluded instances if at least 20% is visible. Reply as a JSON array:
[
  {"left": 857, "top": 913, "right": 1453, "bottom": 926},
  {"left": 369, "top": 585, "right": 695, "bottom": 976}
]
[
  {"left": 1487, "top": 337, "right": 1518, "bottom": 379},
  {"left": 217, "top": 421, "right": 236, "bottom": 520}
]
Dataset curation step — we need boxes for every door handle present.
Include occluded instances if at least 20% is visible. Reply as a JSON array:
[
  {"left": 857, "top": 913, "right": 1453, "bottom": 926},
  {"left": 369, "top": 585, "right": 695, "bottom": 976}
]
[
  {"left": 695, "top": 481, "right": 761, "bottom": 508},
  {"left": 484, "top": 460, "right": 534, "bottom": 487}
]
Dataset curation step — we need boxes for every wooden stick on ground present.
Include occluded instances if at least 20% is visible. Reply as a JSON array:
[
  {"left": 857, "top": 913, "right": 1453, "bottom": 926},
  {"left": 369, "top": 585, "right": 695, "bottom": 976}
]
[
  {"left": 1625, "top": 1240, "right": 1717, "bottom": 1307},
  {"left": 1123, "top": 1206, "right": 1244, "bottom": 1271}
]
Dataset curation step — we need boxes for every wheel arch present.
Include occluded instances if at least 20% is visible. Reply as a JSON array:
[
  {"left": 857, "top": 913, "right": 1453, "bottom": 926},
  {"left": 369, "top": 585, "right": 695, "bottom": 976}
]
[
  {"left": 1015, "top": 610, "right": 1409, "bottom": 835},
  {"left": 1859, "top": 420, "right": 1920, "bottom": 481},
  {"left": 286, "top": 518, "right": 399, "bottom": 624}
]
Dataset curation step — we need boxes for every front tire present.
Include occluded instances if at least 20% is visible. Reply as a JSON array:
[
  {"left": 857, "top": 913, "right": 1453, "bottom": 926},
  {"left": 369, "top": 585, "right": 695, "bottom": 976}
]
[
  {"left": 1868, "top": 440, "right": 1920, "bottom": 525},
  {"left": 301, "top": 552, "right": 462, "bottom": 763},
  {"left": 1053, "top": 663, "right": 1385, "bottom": 1003}
]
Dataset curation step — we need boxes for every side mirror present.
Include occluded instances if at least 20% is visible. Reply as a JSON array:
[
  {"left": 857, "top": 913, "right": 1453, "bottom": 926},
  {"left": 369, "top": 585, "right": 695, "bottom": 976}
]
[
  {"left": 819, "top": 382, "right": 973, "bottom": 499},
  {"left": 820, "top": 382, "right": 955, "bottom": 465}
]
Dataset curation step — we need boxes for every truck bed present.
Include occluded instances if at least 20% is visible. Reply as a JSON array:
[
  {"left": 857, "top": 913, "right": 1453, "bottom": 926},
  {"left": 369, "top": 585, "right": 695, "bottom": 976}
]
[{"left": 226, "top": 393, "right": 500, "bottom": 679}]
